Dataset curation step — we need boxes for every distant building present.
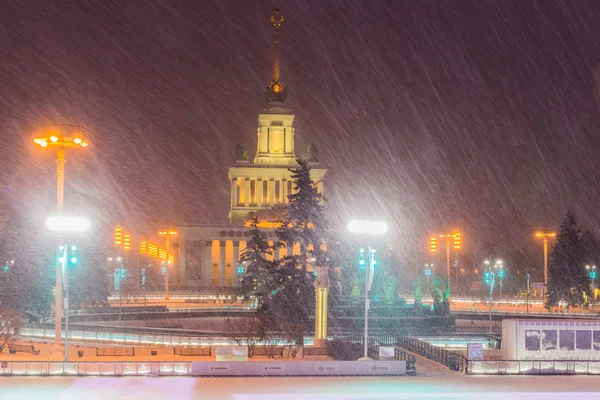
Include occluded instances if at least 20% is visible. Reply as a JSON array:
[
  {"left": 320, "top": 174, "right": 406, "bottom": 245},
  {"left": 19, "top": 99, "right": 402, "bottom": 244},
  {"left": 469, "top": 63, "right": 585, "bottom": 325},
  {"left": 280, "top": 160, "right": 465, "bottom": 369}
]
[{"left": 176, "top": 9, "right": 326, "bottom": 287}]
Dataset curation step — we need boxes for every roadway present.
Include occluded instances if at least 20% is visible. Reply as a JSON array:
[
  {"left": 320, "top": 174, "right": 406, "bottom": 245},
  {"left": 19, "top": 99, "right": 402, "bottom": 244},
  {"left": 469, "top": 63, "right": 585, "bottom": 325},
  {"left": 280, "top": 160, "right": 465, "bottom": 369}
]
[{"left": 1, "top": 376, "right": 600, "bottom": 400}]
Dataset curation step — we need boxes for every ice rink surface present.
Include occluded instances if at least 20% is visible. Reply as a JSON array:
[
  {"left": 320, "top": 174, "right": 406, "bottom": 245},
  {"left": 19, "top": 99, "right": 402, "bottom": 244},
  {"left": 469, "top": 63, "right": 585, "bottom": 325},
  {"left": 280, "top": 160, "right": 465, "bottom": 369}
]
[{"left": 2, "top": 376, "right": 600, "bottom": 400}]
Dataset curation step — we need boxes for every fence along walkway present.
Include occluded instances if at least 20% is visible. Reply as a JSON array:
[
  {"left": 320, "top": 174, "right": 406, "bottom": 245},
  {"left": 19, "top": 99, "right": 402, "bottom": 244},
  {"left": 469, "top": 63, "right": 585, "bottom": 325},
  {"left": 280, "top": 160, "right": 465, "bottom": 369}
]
[
  {"left": 468, "top": 359, "right": 600, "bottom": 375},
  {"left": 395, "top": 336, "right": 467, "bottom": 373}
]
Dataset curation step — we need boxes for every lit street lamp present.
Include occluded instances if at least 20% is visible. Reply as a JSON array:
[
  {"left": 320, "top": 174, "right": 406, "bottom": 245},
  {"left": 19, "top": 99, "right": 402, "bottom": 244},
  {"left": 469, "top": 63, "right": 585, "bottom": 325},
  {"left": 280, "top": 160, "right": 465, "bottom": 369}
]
[
  {"left": 535, "top": 231, "right": 556, "bottom": 292},
  {"left": 46, "top": 216, "right": 90, "bottom": 361},
  {"left": 34, "top": 125, "right": 89, "bottom": 346},
  {"left": 158, "top": 229, "right": 178, "bottom": 300},
  {"left": 348, "top": 220, "right": 388, "bottom": 361},
  {"left": 431, "top": 232, "right": 461, "bottom": 289}
]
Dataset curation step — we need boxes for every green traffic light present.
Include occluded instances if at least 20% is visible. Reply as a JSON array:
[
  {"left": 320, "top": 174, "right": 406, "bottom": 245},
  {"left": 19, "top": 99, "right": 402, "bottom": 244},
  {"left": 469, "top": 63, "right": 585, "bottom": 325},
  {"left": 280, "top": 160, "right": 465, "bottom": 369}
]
[
  {"left": 70, "top": 257, "right": 77, "bottom": 264},
  {"left": 3, "top": 265, "right": 8, "bottom": 272}
]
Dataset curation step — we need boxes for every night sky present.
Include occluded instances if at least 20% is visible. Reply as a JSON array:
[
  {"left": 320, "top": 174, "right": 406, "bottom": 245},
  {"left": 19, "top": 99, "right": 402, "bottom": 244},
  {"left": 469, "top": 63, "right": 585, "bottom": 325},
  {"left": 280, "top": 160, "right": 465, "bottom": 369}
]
[{"left": 1, "top": 1, "right": 599, "bottom": 270}]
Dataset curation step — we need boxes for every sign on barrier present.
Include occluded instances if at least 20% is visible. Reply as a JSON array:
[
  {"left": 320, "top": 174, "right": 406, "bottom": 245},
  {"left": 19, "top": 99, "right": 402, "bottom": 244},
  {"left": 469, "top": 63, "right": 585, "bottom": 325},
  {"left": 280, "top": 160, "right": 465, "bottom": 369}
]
[
  {"left": 379, "top": 346, "right": 395, "bottom": 361},
  {"left": 467, "top": 343, "right": 484, "bottom": 360},
  {"left": 191, "top": 361, "right": 406, "bottom": 376}
]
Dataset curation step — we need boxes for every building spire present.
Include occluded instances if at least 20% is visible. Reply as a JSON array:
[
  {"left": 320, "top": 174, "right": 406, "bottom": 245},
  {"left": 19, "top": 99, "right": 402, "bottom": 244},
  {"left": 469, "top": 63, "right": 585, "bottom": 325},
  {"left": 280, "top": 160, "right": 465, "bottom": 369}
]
[{"left": 266, "top": 8, "right": 287, "bottom": 103}]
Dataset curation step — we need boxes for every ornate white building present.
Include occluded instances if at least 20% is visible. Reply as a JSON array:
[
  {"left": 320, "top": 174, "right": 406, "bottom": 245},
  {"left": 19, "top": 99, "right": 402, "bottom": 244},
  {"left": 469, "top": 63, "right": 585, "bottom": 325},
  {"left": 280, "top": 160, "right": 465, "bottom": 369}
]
[{"left": 176, "top": 9, "right": 326, "bottom": 287}]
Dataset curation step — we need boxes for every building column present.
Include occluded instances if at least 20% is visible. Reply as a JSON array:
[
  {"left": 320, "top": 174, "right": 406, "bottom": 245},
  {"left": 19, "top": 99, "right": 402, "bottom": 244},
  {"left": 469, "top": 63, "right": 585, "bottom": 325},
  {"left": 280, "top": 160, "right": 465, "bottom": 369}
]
[
  {"left": 203, "top": 240, "right": 212, "bottom": 284},
  {"left": 257, "top": 179, "right": 263, "bottom": 207},
  {"left": 314, "top": 265, "right": 329, "bottom": 348},
  {"left": 219, "top": 241, "right": 226, "bottom": 286},
  {"left": 178, "top": 239, "right": 186, "bottom": 282},
  {"left": 231, "top": 179, "right": 236, "bottom": 208},
  {"left": 279, "top": 241, "right": 288, "bottom": 259},
  {"left": 314, "top": 285, "right": 329, "bottom": 348},
  {"left": 269, "top": 178, "right": 275, "bottom": 205},
  {"left": 233, "top": 241, "right": 240, "bottom": 286},
  {"left": 282, "top": 179, "right": 287, "bottom": 203},
  {"left": 273, "top": 242, "right": 280, "bottom": 261},
  {"left": 244, "top": 178, "right": 250, "bottom": 207}
]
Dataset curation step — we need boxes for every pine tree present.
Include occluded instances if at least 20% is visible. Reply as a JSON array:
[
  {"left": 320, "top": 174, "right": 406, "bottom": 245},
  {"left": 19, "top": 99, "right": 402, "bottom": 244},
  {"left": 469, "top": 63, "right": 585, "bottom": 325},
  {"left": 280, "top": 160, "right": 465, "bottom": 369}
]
[
  {"left": 545, "top": 211, "right": 589, "bottom": 311},
  {"left": 240, "top": 218, "right": 278, "bottom": 308},
  {"left": 277, "top": 158, "right": 327, "bottom": 271},
  {"left": 271, "top": 158, "right": 330, "bottom": 341}
]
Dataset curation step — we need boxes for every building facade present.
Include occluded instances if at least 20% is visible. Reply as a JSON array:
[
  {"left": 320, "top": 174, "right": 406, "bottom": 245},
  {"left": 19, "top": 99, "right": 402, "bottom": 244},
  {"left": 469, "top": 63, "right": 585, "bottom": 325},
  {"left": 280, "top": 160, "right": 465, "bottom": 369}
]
[{"left": 175, "top": 9, "right": 326, "bottom": 287}]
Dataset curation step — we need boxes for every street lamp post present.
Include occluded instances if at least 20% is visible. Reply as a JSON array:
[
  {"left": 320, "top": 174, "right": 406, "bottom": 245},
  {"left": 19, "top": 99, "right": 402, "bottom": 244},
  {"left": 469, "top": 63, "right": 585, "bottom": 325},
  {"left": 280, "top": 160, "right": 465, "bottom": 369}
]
[
  {"left": 526, "top": 271, "right": 531, "bottom": 314},
  {"left": 535, "top": 231, "right": 556, "bottom": 293},
  {"left": 34, "top": 125, "right": 88, "bottom": 346},
  {"left": 494, "top": 260, "right": 504, "bottom": 297},
  {"left": 108, "top": 257, "right": 124, "bottom": 321},
  {"left": 158, "top": 229, "right": 178, "bottom": 300},
  {"left": 46, "top": 216, "right": 90, "bottom": 361},
  {"left": 587, "top": 265, "right": 597, "bottom": 309},
  {"left": 424, "top": 264, "right": 433, "bottom": 296},
  {"left": 483, "top": 260, "right": 496, "bottom": 334},
  {"left": 435, "top": 232, "right": 461, "bottom": 290},
  {"left": 348, "top": 220, "right": 388, "bottom": 360}
]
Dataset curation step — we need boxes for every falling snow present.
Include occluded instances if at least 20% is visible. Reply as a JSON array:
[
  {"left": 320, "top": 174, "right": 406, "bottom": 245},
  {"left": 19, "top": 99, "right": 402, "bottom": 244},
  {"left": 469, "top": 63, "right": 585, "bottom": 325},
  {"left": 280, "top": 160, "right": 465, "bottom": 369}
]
[{"left": 0, "top": 1, "right": 599, "bottom": 289}]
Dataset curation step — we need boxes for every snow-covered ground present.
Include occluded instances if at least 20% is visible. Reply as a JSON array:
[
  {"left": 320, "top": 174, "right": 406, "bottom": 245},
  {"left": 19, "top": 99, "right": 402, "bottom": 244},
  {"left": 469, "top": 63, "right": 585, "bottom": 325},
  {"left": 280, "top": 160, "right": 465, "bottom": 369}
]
[{"left": 0, "top": 376, "right": 599, "bottom": 400}]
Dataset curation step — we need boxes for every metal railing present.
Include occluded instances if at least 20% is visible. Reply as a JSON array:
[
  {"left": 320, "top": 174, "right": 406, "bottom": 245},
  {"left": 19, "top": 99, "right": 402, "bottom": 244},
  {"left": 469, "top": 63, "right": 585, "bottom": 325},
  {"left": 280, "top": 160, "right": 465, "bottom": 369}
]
[
  {"left": 0, "top": 361, "right": 192, "bottom": 376},
  {"left": 0, "top": 360, "right": 410, "bottom": 377},
  {"left": 396, "top": 336, "right": 467, "bottom": 373},
  {"left": 394, "top": 347, "right": 417, "bottom": 375},
  {"left": 19, "top": 327, "right": 317, "bottom": 347},
  {"left": 467, "top": 359, "right": 600, "bottom": 375}
]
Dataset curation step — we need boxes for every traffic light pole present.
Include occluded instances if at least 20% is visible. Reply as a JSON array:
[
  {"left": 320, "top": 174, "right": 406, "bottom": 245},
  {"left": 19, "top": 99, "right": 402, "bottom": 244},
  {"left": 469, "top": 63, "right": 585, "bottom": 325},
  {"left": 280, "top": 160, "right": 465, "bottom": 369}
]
[
  {"left": 119, "top": 261, "right": 123, "bottom": 322},
  {"left": 593, "top": 275, "right": 596, "bottom": 310},
  {"left": 446, "top": 239, "right": 450, "bottom": 286},
  {"left": 363, "top": 245, "right": 371, "bottom": 359},
  {"left": 164, "top": 235, "right": 170, "bottom": 301},
  {"left": 62, "top": 247, "right": 70, "bottom": 361},
  {"left": 488, "top": 270, "right": 495, "bottom": 335},
  {"left": 526, "top": 273, "right": 531, "bottom": 314}
]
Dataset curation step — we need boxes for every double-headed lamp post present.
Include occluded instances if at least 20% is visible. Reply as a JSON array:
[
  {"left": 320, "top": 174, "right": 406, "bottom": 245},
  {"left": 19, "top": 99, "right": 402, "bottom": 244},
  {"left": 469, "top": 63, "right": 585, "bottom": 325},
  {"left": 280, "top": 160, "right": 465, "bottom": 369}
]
[
  {"left": 587, "top": 265, "right": 597, "bottom": 308},
  {"left": 494, "top": 259, "right": 504, "bottom": 297},
  {"left": 34, "top": 125, "right": 88, "bottom": 346},
  {"left": 424, "top": 264, "right": 433, "bottom": 296},
  {"left": 46, "top": 216, "right": 90, "bottom": 361},
  {"left": 348, "top": 220, "right": 388, "bottom": 361},
  {"left": 483, "top": 259, "right": 496, "bottom": 334}
]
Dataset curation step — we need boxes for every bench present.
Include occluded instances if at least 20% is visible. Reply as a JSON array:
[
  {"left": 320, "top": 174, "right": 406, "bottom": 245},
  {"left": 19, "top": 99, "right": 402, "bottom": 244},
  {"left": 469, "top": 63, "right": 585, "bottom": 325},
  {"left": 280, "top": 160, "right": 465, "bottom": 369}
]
[
  {"left": 250, "top": 346, "right": 284, "bottom": 358},
  {"left": 96, "top": 347, "right": 135, "bottom": 356},
  {"left": 8, "top": 344, "right": 40, "bottom": 355},
  {"left": 173, "top": 347, "right": 211, "bottom": 356}
]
